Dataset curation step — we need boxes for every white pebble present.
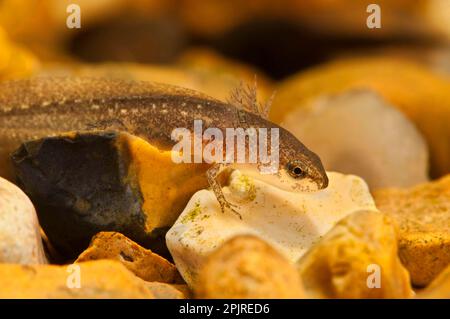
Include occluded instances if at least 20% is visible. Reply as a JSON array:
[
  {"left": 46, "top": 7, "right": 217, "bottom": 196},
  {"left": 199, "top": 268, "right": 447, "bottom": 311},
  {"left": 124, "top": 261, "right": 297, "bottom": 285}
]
[
  {"left": 166, "top": 170, "right": 377, "bottom": 287},
  {"left": 0, "top": 177, "right": 47, "bottom": 264}
]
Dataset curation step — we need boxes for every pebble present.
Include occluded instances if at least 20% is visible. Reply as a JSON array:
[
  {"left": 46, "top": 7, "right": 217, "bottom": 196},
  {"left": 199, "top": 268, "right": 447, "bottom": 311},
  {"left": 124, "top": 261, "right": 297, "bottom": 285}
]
[
  {"left": 281, "top": 89, "right": 429, "bottom": 189},
  {"left": 11, "top": 131, "right": 209, "bottom": 259},
  {"left": 270, "top": 57, "right": 450, "bottom": 178},
  {"left": 374, "top": 175, "right": 450, "bottom": 287},
  {"left": 166, "top": 170, "right": 377, "bottom": 287},
  {"left": 296, "top": 211, "right": 413, "bottom": 298},
  {"left": 0, "top": 177, "right": 47, "bottom": 264},
  {"left": 195, "top": 235, "right": 305, "bottom": 299},
  {"left": 76, "top": 231, "right": 183, "bottom": 284},
  {"left": 418, "top": 264, "right": 450, "bottom": 299},
  {"left": 0, "top": 260, "right": 153, "bottom": 299}
]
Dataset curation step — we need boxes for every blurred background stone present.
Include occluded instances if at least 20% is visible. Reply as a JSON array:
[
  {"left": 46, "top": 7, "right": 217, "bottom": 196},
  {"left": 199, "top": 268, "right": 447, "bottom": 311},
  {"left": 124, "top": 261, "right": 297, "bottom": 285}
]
[
  {"left": 271, "top": 57, "right": 450, "bottom": 178},
  {"left": 280, "top": 89, "right": 429, "bottom": 189}
]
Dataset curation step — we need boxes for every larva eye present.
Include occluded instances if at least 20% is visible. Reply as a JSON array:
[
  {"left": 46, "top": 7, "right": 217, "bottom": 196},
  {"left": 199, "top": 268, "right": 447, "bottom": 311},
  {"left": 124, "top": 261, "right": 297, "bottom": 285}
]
[{"left": 287, "top": 160, "right": 306, "bottom": 179}]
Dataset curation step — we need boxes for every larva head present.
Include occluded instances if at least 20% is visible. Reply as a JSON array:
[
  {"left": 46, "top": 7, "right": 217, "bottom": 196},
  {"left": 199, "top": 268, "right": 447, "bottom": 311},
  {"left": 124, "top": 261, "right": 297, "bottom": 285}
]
[{"left": 259, "top": 127, "right": 329, "bottom": 193}]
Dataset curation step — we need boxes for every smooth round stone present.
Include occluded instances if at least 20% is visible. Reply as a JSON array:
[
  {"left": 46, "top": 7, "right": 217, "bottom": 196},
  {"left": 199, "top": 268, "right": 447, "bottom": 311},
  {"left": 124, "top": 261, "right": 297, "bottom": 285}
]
[
  {"left": 0, "top": 177, "right": 47, "bottom": 264},
  {"left": 281, "top": 90, "right": 429, "bottom": 189}
]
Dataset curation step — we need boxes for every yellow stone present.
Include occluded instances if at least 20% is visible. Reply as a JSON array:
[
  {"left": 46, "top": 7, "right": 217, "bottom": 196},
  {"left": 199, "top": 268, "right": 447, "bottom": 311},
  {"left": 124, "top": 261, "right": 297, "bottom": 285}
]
[
  {"left": 125, "top": 133, "right": 210, "bottom": 232},
  {"left": 296, "top": 211, "right": 413, "bottom": 298},
  {"left": 0, "top": 26, "right": 39, "bottom": 81},
  {"left": 146, "top": 282, "right": 188, "bottom": 299},
  {"left": 76, "top": 231, "right": 183, "bottom": 283},
  {"left": 176, "top": 48, "right": 273, "bottom": 102},
  {"left": 418, "top": 264, "right": 450, "bottom": 299},
  {"left": 373, "top": 175, "right": 450, "bottom": 287},
  {"left": 195, "top": 235, "right": 305, "bottom": 299},
  {"left": 0, "top": 260, "right": 153, "bottom": 298}
]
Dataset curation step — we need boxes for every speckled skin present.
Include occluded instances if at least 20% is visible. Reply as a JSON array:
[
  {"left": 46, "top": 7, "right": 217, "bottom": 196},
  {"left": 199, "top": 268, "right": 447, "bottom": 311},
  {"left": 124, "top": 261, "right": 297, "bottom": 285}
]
[{"left": 0, "top": 77, "right": 327, "bottom": 188}]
